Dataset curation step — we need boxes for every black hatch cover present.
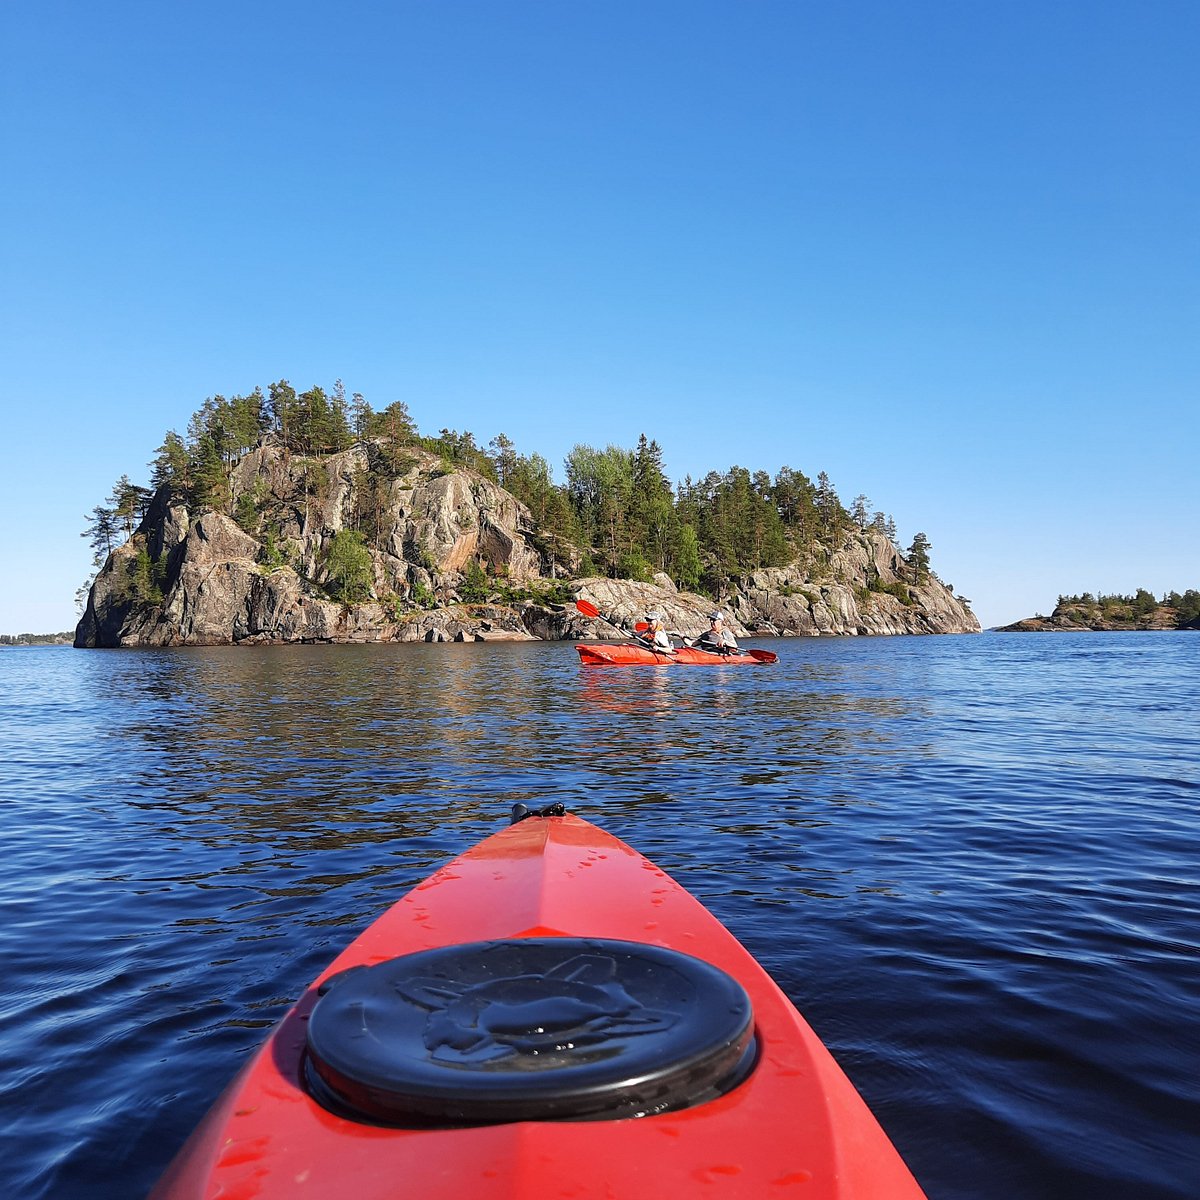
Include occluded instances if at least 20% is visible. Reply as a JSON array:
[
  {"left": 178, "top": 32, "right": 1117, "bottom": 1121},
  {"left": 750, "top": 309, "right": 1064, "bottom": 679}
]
[{"left": 304, "top": 937, "right": 755, "bottom": 1123}]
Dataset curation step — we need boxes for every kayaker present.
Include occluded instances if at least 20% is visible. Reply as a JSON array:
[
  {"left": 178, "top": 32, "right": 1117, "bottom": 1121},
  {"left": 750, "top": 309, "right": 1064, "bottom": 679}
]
[
  {"left": 638, "top": 611, "right": 676, "bottom": 654},
  {"left": 693, "top": 610, "right": 738, "bottom": 655}
]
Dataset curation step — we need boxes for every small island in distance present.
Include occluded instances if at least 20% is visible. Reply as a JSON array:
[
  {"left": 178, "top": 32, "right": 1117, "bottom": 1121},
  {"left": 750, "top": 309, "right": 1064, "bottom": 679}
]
[{"left": 999, "top": 590, "right": 1200, "bottom": 632}]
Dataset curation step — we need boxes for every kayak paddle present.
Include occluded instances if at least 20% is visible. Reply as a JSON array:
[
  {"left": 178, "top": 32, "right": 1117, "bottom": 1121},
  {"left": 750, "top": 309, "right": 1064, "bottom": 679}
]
[{"left": 574, "top": 597, "right": 627, "bottom": 637}]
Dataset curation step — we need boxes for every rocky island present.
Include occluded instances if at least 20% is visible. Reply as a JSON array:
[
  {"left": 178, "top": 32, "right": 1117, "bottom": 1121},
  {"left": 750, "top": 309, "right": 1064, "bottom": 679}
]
[
  {"left": 76, "top": 382, "right": 978, "bottom": 648},
  {"left": 999, "top": 590, "right": 1200, "bottom": 632}
]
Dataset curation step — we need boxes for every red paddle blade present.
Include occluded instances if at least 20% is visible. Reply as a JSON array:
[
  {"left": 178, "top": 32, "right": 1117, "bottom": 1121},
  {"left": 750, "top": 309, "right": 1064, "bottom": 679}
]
[
  {"left": 575, "top": 598, "right": 600, "bottom": 619},
  {"left": 747, "top": 649, "right": 778, "bottom": 663},
  {"left": 634, "top": 622, "right": 649, "bottom": 632}
]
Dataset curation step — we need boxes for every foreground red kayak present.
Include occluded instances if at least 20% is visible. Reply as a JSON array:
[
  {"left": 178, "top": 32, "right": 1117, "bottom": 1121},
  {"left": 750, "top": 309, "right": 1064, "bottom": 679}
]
[
  {"left": 151, "top": 808, "right": 925, "bottom": 1199},
  {"left": 576, "top": 642, "right": 778, "bottom": 665}
]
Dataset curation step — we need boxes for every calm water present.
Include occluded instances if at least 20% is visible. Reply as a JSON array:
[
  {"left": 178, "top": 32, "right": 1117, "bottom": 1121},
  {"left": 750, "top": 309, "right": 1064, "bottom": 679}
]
[{"left": 1, "top": 634, "right": 1197, "bottom": 1198}]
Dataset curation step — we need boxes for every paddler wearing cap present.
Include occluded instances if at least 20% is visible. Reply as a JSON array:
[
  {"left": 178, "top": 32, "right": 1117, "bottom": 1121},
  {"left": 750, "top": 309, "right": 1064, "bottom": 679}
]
[
  {"left": 692, "top": 610, "right": 739, "bottom": 655},
  {"left": 637, "top": 611, "right": 676, "bottom": 654}
]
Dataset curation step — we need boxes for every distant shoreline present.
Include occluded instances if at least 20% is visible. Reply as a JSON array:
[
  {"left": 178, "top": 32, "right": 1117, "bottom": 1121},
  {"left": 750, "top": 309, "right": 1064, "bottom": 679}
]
[
  {"left": 996, "top": 590, "right": 1198, "bottom": 633},
  {"left": 0, "top": 633, "right": 74, "bottom": 646},
  {"left": 995, "top": 624, "right": 1197, "bottom": 633}
]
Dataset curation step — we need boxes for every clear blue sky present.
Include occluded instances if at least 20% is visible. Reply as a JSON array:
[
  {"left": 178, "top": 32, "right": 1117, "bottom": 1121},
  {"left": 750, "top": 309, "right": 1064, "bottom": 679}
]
[{"left": 2, "top": 1, "right": 1196, "bottom": 633}]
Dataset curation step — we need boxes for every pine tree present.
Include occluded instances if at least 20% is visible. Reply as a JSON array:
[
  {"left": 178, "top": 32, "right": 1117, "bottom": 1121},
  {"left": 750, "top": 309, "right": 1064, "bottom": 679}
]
[
  {"left": 267, "top": 380, "right": 299, "bottom": 450},
  {"left": 350, "top": 393, "right": 372, "bottom": 443},
  {"left": 191, "top": 434, "right": 229, "bottom": 512},
  {"left": 108, "top": 475, "right": 151, "bottom": 538},
  {"left": 632, "top": 435, "right": 672, "bottom": 571},
  {"left": 225, "top": 390, "right": 266, "bottom": 456},
  {"left": 489, "top": 433, "right": 518, "bottom": 487},
  {"left": 150, "top": 431, "right": 190, "bottom": 492},
  {"left": 331, "top": 380, "right": 351, "bottom": 451},
  {"left": 371, "top": 400, "right": 416, "bottom": 445},
  {"left": 295, "top": 387, "right": 327, "bottom": 454},
  {"left": 83, "top": 505, "right": 118, "bottom": 568},
  {"left": 907, "top": 532, "right": 932, "bottom": 579},
  {"left": 815, "top": 471, "right": 845, "bottom": 538},
  {"left": 372, "top": 401, "right": 418, "bottom": 472},
  {"left": 130, "top": 545, "right": 163, "bottom": 605}
]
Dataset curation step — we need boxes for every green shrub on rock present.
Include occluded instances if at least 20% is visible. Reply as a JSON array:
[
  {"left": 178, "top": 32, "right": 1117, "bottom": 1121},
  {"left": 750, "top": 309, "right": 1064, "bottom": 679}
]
[{"left": 323, "top": 531, "right": 373, "bottom": 604}]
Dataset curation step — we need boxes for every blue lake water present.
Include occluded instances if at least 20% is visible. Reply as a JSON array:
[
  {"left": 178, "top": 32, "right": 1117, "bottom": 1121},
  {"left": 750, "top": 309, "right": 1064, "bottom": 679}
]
[{"left": 1, "top": 633, "right": 1197, "bottom": 1198}]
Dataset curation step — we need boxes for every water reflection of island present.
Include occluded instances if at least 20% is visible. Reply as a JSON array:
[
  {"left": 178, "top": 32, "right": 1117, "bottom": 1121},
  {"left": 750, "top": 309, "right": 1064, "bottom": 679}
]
[{"left": 94, "top": 640, "right": 931, "bottom": 921}]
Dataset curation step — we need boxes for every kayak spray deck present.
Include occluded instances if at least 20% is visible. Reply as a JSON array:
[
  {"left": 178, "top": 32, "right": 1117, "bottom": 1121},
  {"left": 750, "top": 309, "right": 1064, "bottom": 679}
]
[{"left": 151, "top": 805, "right": 925, "bottom": 1198}]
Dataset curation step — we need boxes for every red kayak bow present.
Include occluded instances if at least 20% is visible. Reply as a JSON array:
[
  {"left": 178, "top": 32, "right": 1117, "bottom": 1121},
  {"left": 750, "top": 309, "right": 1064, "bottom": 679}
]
[{"left": 151, "top": 809, "right": 924, "bottom": 1199}]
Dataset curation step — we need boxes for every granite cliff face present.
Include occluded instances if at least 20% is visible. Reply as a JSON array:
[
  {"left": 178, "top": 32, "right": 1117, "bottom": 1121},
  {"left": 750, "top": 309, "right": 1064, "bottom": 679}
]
[
  {"left": 77, "top": 443, "right": 550, "bottom": 647},
  {"left": 76, "top": 440, "right": 978, "bottom": 647},
  {"left": 731, "top": 530, "right": 976, "bottom": 636}
]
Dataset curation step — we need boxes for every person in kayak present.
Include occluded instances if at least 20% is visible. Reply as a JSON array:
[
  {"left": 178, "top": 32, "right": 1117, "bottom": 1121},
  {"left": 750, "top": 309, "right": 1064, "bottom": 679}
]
[
  {"left": 692, "top": 611, "right": 739, "bottom": 655},
  {"left": 637, "top": 611, "right": 676, "bottom": 654}
]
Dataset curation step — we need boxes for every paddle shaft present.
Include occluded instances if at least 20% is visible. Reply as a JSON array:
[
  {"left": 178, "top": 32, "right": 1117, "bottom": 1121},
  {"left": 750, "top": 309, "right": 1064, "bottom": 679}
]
[{"left": 574, "top": 598, "right": 628, "bottom": 639}]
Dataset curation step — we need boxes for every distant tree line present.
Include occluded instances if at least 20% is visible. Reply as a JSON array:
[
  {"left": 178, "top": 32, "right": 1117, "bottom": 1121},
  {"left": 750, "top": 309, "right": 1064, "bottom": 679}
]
[
  {"left": 1057, "top": 589, "right": 1200, "bottom": 627},
  {"left": 83, "top": 380, "right": 933, "bottom": 607}
]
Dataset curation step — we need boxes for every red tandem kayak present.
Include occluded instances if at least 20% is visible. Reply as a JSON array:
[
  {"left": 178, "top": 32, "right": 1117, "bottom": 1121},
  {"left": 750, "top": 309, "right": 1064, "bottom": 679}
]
[
  {"left": 576, "top": 642, "right": 778, "bottom": 665},
  {"left": 150, "top": 807, "right": 925, "bottom": 1199}
]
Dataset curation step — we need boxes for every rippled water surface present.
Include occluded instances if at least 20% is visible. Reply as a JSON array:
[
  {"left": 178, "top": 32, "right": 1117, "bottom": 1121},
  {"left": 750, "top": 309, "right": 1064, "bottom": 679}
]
[{"left": 2, "top": 634, "right": 1197, "bottom": 1198}]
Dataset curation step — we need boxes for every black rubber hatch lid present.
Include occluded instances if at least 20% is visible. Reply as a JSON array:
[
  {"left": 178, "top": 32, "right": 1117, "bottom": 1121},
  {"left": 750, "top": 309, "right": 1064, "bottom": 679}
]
[{"left": 305, "top": 937, "right": 755, "bottom": 1123}]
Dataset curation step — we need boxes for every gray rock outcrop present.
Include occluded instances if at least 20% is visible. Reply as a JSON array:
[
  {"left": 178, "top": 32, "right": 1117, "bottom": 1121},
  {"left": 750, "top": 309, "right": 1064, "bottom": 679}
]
[{"left": 729, "top": 528, "right": 978, "bottom": 636}]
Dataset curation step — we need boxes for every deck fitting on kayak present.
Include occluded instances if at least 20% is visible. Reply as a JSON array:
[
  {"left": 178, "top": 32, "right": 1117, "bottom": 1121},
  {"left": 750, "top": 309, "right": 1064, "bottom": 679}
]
[
  {"left": 303, "top": 937, "right": 755, "bottom": 1125},
  {"left": 510, "top": 801, "right": 567, "bottom": 824}
]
